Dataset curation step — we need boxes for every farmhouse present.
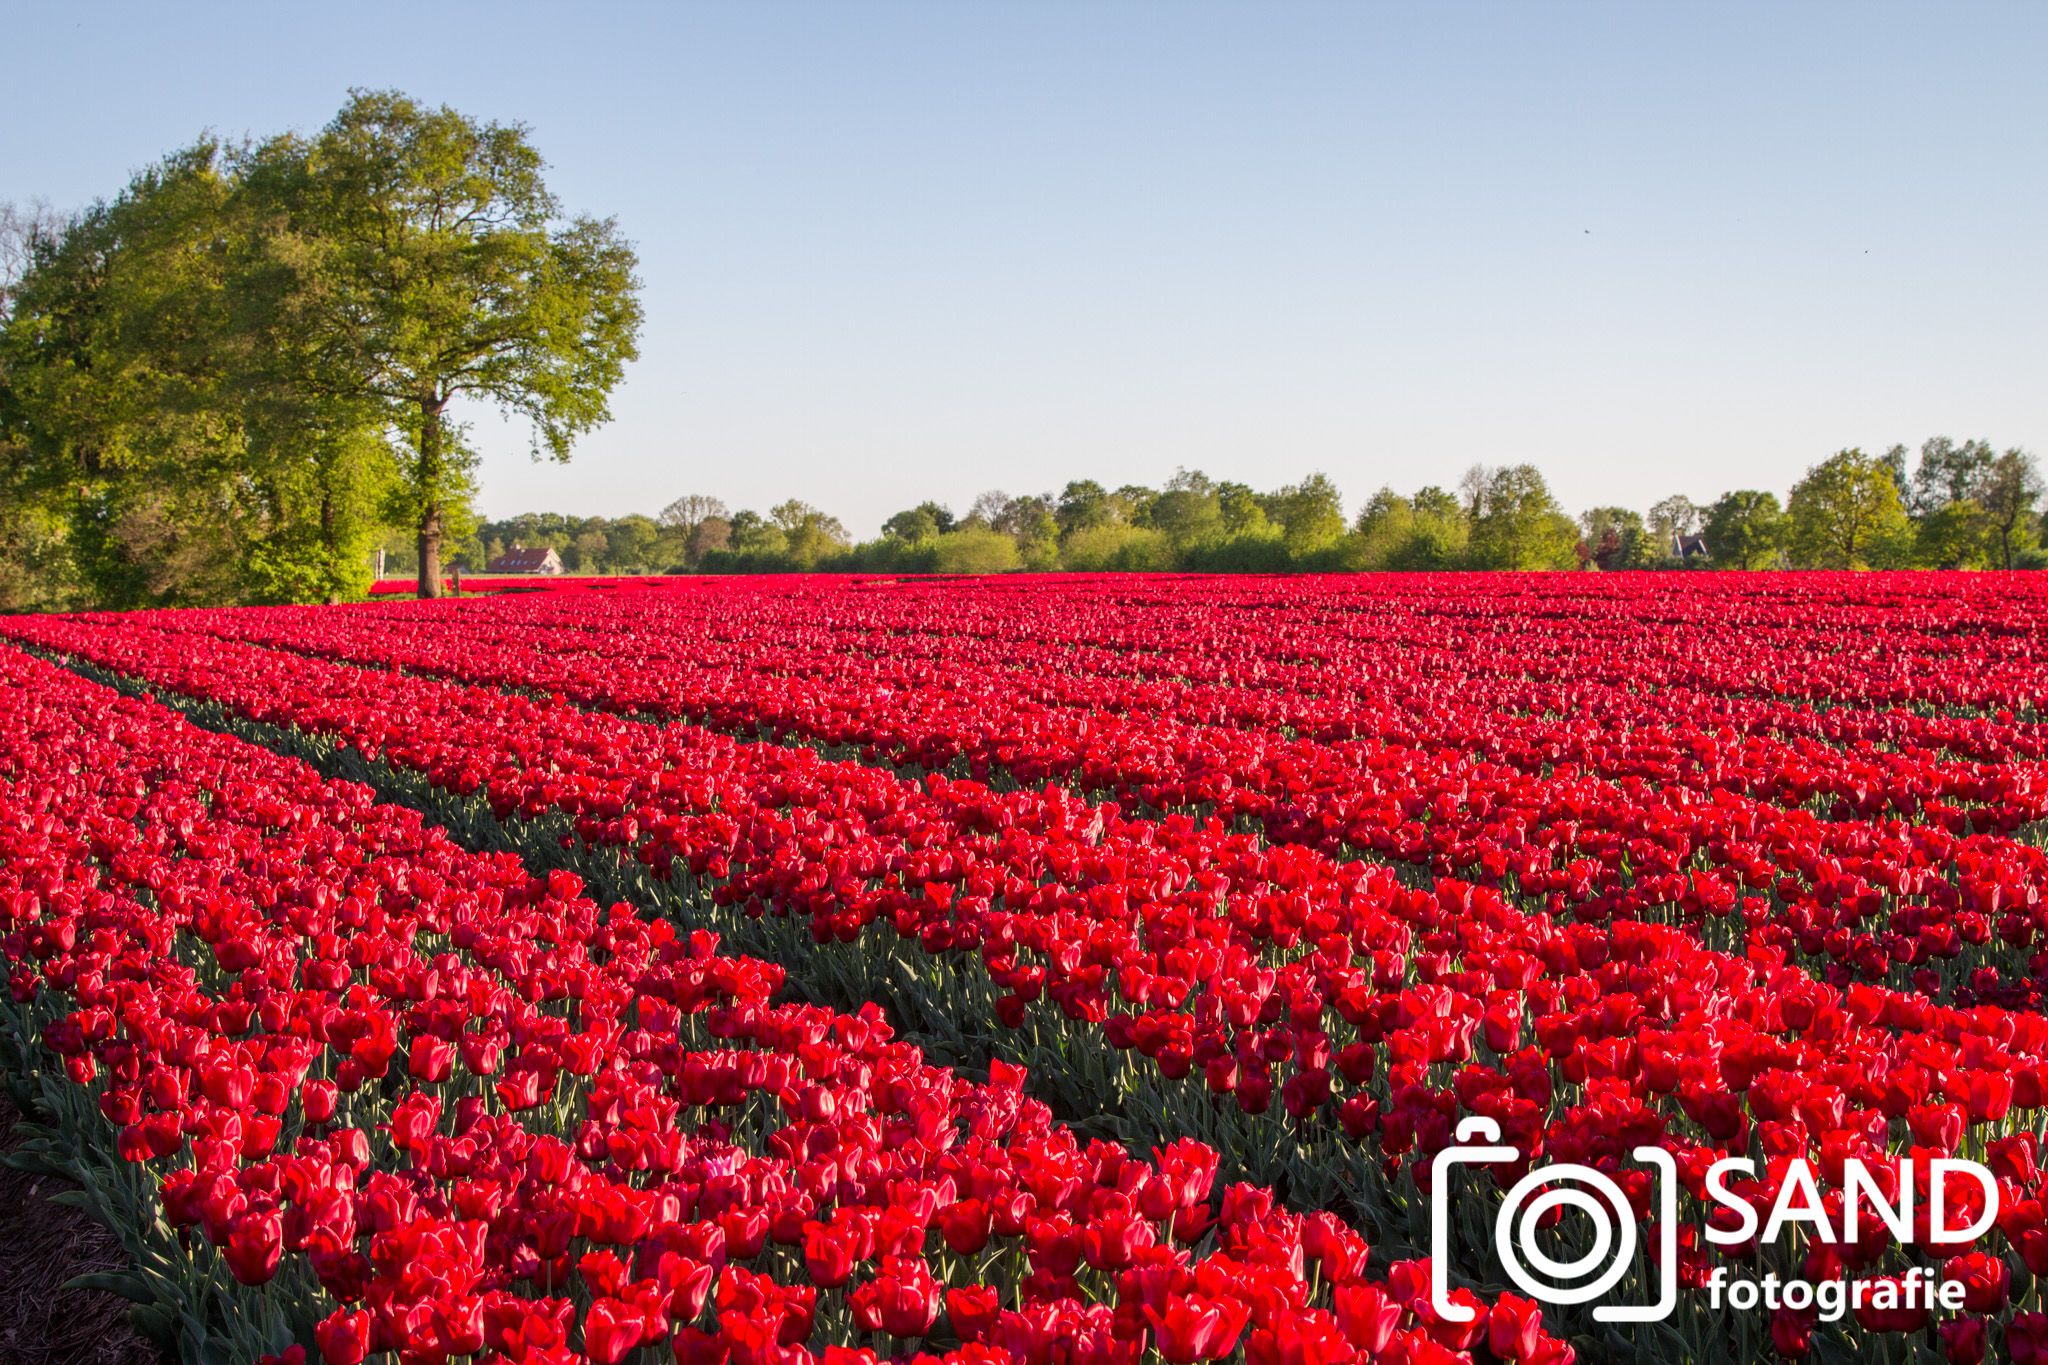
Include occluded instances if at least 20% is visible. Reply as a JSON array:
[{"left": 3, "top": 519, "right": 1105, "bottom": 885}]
[
  {"left": 1670, "top": 533, "right": 1710, "bottom": 563},
  {"left": 485, "top": 544, "right": 565, "bottom": 575}
]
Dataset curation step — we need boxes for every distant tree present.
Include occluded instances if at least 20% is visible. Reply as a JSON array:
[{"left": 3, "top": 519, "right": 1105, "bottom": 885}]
[
  {"left": 1458, "top": 465, "right": 1491, "bottom": 520},
  {"left": 1109, "top": 484, "right": 1160, "bottom": 527},
  {"left": 962, "top": 490, "right": 1011, "bottom": 528},
  {"left": 725, "top": 509, "right": 784, "bottom": 558},
  {"left": 1896, "top": 435, "right": 2039, "bottom": 568},
  {"left": 1647, "top": 495, "right": 1702, "bottom": 557},
  {"left": 1215, "top": 481, "right": 1270, "bottom": 537},
  {"left": 1914, "top": 500, "right": 1990, "bottom": 569},
  {"left": 656, "top": 494, "right": 729, "bottom": 565},
  {"left": 1150, "top": 471, "right": 1226, "bottom": 553},
  {"left": 1978, "top": 449, "right": 2042, "bottom": 569},
  {"left": 1877, "top": 443, "right": 1911, "bottom": 498},
  {"left": 1353, "top": 488, "right": 1414, "bottom": 569},
  {"left": 993, "top": 494, "right": 1060, "bottom": 567},
  {"left": 565, "top": 525, "right": 608, "bottom": 571},
  {"left": 1578, "top": 507, "right": 1651, "bottom": 570},
  {"left": 991, "top": 493, "right": 1053, "bottom": 537},
  {"left": 1702, "top": 490, "right": 1786, "bottom": 569},
  {"left": 769, "top": 499, "right": 848, "bottom": 568},
  {"left": 657, "top": 493, "right": 727, "bottom": 529},
  {"left": 1263, "top": 473, "right": 1346, "bottom": 559},
  {"left": 1056, "top": 480, "right": 1114, "bottom": 535},
  {"left": 1468, "top": 465, "right": 1576, "bottom": 569},
  {"left": 1060, "top": 523, "right": 1173, "bottom": 571},
  {"left": 655, "top": 495, "right": 728, "bottom": 568},
  {"left": 605, "top": 514, "right": 661, "bottom": 571},
  {"left": 685, "top": 515, "right": 731, "bottom": 564},
  {"left": 932, "top": 525, "right": 1021, "bottom": 573},
  {"left": 1785, "top": 449, "right": 1913, "bottom": 569},
  {"left": 882, "top": 501, "right": 953, "bottom": 542},
  {"left": 1907, "top": 437, "right": 1996, "bottom": 519},
  {"left": 1392, "top": 486, "right": 1471, "bottom": 569},
  {"left": 242, "top": 89, "right": 643, "bottom": 597},
  {"left": 1413, "top": 486, "right": 1463, "bottom": 522}
]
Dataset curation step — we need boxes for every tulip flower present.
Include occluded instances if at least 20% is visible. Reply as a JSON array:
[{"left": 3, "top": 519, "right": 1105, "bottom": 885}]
[
  {"left": 1145, "top": 1294, "right": 1251, "bottom": 1364},
  {"left": 18, "top": 567, "right": 2048, "bottom": 1365}
]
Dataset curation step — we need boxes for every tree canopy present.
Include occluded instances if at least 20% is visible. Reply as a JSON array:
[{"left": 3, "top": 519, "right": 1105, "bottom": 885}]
[
  {"left": 243, "top": 90, "right": 641, "bottom": 596},
  {"left": 1702, "top": 490, "right": 1786, "bottom": 570},
  {"left": 1786, "top": 449, "right": 1914, "bottom": 570},
  {"left": 0, "top": 90, "right": 640, "bottom": 606}
]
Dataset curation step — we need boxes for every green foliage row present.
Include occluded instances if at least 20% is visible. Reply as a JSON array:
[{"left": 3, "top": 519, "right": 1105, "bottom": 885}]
[{"left": 662, "top": 443, "right": 2042, "bottom": 577}]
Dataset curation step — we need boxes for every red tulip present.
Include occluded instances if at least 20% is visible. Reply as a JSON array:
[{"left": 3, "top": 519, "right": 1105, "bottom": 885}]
[
  {"left": 1487, "top": 1293, "right": 1545, "bottom": 1361},
  {"left": 1146, "top": 1294, "right": 1251, "bottom": 1364},
  {"left": 1941, "top": 1316, "right": 1989, "bottom": 1365},
  {"left": 1944, "top": 1252, "right": 2012, "bottom": 1313},
  {"left": 223, "top": 1208, "right": 284, "bottom": 1286},
  {"left": 803, "top": 1220, "right": 859, "bottom": 1289},
  {"left": 939, "top": 1199, "right": 992, "bottom": 1255},
  {"left": 582, "top": 1298, "right": 644, "bottom": 1365},
  {"left": 313, "top": 1309, "right": 371, "bottom": 1365},
  {"left": 849, "top": 1256, "right": 940, "bottom": 1337},
  {"left": 945, "top": 1285, "right": 1000, "bottom": 1342}
]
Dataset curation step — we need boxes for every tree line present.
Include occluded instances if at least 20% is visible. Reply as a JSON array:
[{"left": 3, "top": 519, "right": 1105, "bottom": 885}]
[
  {"left": 0, "top": 91, "right": 641, "bottom": 612},
  {"left": 3, "top": 94, "right": 2042, "bottom": 607},
  {"left": 446, "top": 442, "right": 2040, "bottom": 581}
]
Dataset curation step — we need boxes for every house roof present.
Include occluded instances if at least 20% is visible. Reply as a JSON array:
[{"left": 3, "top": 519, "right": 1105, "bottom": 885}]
[{"left": 485, "top": 546, "right": 562, "bottom": 573}]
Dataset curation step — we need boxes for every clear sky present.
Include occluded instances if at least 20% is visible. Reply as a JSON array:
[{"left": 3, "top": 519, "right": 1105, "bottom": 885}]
[{"left": 7, "top": 2, "right": 2044, "bottom": 533}]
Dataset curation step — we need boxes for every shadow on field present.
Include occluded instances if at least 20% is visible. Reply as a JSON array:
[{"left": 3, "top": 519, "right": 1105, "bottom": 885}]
[{"left": 0, "top": 1092, "right": 167, "bottom": 1365}]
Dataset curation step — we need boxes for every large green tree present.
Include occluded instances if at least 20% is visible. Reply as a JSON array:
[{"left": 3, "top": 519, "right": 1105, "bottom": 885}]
[
  {"left": 1785, "top": 449, "right": 1913, "bottom": 569},
  {"left": 1702, "top": 490, "right": 1785, "bottom": 569},
  {"left": 243, "top": 90, "right": 642, "bottom": 596},
  {"left": 1149, "top": 470, "right": 1226, "bottom": 554},
  {"left": 1467, "top": 465, "right": 1576, "bottom": 569},
  {"left": 3, "top": 145, "right": 398, "bottom": 606},
  {"left": 1261, "top": 473, "right": 1346, "bottom": 560}
]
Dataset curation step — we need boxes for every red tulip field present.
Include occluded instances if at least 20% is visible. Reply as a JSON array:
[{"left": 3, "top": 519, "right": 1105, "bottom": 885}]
[{"left": 4, "top": 572, "right": 2047, "bottom": 1365}]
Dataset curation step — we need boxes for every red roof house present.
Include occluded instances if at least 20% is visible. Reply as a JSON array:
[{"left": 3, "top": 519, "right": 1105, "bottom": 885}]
[{"left": 484, "top": 544, "right": 565, "bottom": 574}]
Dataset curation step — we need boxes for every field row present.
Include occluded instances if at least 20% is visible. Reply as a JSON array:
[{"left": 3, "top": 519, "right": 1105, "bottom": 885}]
[
  {"left": 10, "top": 584, "right": 2048, "bottom": 1359},
  {"left": 2, "top": 643, "right": 1536, "bottom": 1365},
  {"left": 55, "top": 577, "right": 2048, "bottom": 1009}
]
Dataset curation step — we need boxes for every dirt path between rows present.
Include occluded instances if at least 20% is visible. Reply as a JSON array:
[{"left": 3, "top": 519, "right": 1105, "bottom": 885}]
[{"left": 0, "top": 1092, "right": 167, "bottom": 1365}]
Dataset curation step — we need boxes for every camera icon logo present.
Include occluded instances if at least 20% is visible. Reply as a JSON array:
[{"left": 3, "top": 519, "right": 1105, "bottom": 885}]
[{"left": 1431, "top": 1116, "right": 1679, "bottom": 1324}]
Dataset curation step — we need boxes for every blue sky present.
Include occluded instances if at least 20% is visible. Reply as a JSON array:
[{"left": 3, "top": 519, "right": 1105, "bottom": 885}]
[{"left": 7, "top": 2, "right": 2044, "bottom": 532}]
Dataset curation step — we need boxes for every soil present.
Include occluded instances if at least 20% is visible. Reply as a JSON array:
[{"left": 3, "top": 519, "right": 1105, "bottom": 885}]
[{"left": 0, "top": 1091, "right": 169, "bottom": 1365}]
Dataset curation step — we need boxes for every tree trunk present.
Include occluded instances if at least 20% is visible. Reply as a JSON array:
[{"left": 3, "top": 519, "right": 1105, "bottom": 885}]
[
  {"left": 320, "top": 493, "right": 341, "bottom": 605},
  {"left": 418, "top": 502, "right": 443, "bottom": 599},
  {"left": 417, "top": 395, "right": 447, "bottom": 599}
]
